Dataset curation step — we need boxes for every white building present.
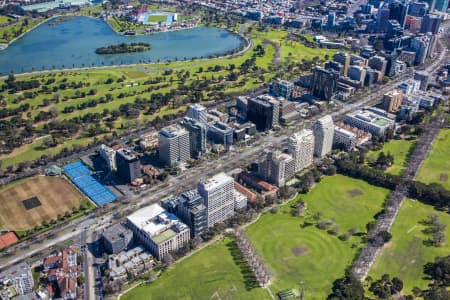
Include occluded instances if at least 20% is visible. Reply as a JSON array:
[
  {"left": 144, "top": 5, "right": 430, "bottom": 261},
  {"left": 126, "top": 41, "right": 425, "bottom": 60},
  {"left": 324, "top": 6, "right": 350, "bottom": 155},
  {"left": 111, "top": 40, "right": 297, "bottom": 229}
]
[
  {"left": 397, "top": 79, "right": 420, "bottom": 95},
  {"left": 233, "top": 190, "right": 248, "bottom": 210},
  {"left": 198, "top": 172, "right": 235, "bottom": 228},
  {"left": 313, "top": 115, "right": 334, "bottom": 158},
  {"left": 288, "top": 129, "right": 315, "bottom": 172},
  {"left": 158, "top": 125, "right": 190, "bottom": 166},
  {"left": 99, "top": 144, "right": 117, "bottom": 172},
  {"left": 333, "top": 126, "right": 357, "bottom": 150},
  {"left": 126, "top": 204, "right": 190, "bottom": 260},
  {"left": 188, "top": 104, "right": 208, "bottom": 123},
  {"left": 343, "top": 110, "right": 395, "bottom": 136}
]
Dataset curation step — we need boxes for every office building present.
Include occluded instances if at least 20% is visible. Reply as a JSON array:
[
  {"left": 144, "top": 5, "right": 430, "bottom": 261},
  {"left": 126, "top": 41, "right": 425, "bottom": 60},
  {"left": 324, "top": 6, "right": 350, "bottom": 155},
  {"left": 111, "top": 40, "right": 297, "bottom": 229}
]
[
  {"left": 158, "top": 125, "right": 190, "bottom": 166},
  {"left": 188, "top": 104, "right": 207, "bottom": 123},
  {"left": 269, "top": 79, "right": 294, "bottom": 100},
  {"left": 388, "top": 1, "right": 408, "bottom": 27},
  {"left": 327, "top": 12, "right": 336, "bottom": 29},
  {"left": 162, "top": 190, "right": 207, "bottom": 238},
  {"left": 376, "top": 7, "right": 391, "bottom": 32},
  {"left": 326, "top": 60, "right": 345, "bottom": 76},
  {"left": 398, "top": 79, "right": 421, "bottom": 94},
  {"left": 102, "top": 223, "right": 134, "bottom": 254},
  {"left": 408, "top": 2, "right": 429, "bottom": 17},
  {"left": 116, "top": 149, "right": 142, "bottom": 183},
  {"left": 310, "top": 67, "right": 340, "bottom": 101},
  {"left": 348, "top": 65, "right": 367, "bottom": 87},
  {"left": 207, "top": 121, "right": 234, "bottom": 146},
  {"left": 313, "top": 115, "right": 334, "bottom": 158},
  {"left": 247, "top": 96, "right": 280, "bottom": 130},
  {"left": 333, "top": 52, "right": 351, "bottom": 76},
  {"left": 198, "top": 172, "right": 235, "bottom": 228},
  {"left": 434, "top": 0, "right": 449, "bottom": 11},
  {"left": 288, "top": 129, "right": 315, "bottom": 172},
  {"left": 368, "top": 56, "right": 388, "bottom": 80},
  {"left": 99, "top": 144, "right": 117, "bottom": 172},
  {"left": 333, "top": 123, "right": 372, "bottom": 150},
  {"left": 382, "top": 90, "right": 404, "bottom": 112},
  {"left": 236, "top": 96, "right": 248, "bottom": 120},
  {"left": 414, "top": 71, "right": 430, "bottom": 90},
  {"left": 343, "top": 109, "right": 395, "bottom": 136},
  {"left": 386, "top": 20, "right": 404, "bottom": 39},
  {"left": 182, "top": 117, "right": 207, "bottom": 159},
  {"left": 420, "top": 14, "right": 442, "bottom": 34},
  {"left": 127, "top": 204, "right": 190, "bottom": 260},
  {"left": 257, "top": 150, "right": 295, "bottom": 187}
]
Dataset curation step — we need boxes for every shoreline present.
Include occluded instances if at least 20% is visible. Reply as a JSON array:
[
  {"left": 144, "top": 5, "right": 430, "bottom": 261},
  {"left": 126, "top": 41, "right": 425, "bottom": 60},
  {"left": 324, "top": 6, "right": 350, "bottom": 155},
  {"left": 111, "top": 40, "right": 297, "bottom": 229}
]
[{"left": 0, "top": 16, "right": 251, "bottom": 77}]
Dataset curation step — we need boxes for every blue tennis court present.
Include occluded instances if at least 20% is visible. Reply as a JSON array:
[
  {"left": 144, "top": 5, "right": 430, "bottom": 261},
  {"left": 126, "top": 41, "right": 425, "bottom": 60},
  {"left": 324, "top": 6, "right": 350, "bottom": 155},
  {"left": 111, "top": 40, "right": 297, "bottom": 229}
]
[{"left": 63, "top": 161, "right": 117, "bottom": 206}]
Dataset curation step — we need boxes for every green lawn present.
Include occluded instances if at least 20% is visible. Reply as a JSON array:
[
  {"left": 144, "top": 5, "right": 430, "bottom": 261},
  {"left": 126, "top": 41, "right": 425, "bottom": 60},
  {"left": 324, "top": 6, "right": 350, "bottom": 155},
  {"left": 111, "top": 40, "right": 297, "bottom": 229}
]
[
  {"left": 416, "top": 129, "right": 450, "bottom": 190},
  {"left": 246, "top": 175, "right": 389, "bottom": 299},
  {"left": 369, "top": 198, "right": 450, "bottom": 294},
  {"left": 122, "top": 237, "right": 270, "bottom": 300},
  {"left": 367, "top": 139, "right": 415, "bottom": 175},
  {"left": 148, "top": 15, "right": 168, "bottom": 23}
]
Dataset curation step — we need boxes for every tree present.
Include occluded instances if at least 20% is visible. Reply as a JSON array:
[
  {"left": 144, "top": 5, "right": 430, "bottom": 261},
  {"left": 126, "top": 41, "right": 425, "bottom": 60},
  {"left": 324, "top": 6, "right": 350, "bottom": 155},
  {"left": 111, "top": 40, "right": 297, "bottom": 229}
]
[
  {"left": 328, "top": 272, "right": 365, "bottom": 300},
  {"left": 423, "top": 255, "right": 450, "bottom": 286},
  {"left": 369, "top": 274, "right": 403, "bottom": 299}
]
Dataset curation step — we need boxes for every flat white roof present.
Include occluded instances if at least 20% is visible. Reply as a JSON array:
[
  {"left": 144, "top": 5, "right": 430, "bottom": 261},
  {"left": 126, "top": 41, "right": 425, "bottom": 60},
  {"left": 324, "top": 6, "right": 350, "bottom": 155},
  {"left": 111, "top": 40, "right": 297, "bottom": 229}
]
[
  {"left": 127, "top": 204, "right": 183, "bottom": 238},
  {"left": 200, "top": 172, "right": 233, "bottom": 190}
]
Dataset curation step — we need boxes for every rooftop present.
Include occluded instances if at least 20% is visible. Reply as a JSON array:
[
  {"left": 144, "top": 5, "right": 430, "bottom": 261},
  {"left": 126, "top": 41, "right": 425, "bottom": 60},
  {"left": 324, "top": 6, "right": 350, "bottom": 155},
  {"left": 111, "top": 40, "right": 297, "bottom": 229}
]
[
  {"left": 159, "top": 124, "right": 188, "bottom": 138},
  {"left": 199, "top": 172, "right": 233, "bottom": 191},
  {"left": 0, "top": 232, "right": 19, "bottom": 250},
  {"left": 127, "top": 204, "right": 188, "bottom": 242}
]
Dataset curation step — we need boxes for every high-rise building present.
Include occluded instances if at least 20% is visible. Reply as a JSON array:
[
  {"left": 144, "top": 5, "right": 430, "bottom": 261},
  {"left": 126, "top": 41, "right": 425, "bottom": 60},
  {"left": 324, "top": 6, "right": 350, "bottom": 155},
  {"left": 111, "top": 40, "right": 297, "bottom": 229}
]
[
  {"left": 327, "top": 12, "right": 336, "bottom": 29},
  {"left": 414, "top": 71, "right": 430, "bottom": 90},
  {"left": 99, "top": 144, "right": 117, "bottom": 172},
  {"left": 386, "top": 20, "right": 404, "bottom": 39},
  {"left": 257, "top": 150, "right": 295, "bottom": 186},
  {"left": 288, "top": 129, "right": 315, "bottom": 172},
  {"left": 182, "top": 117, "right": 207, "bottom": 159},
  {"left": 411, "top": 35, "right": 434, "bottom": 65},
  {"left": 333, "top": 52, "right": 351, "bottom": 76},
  {"left": 269, "top": 79, "right": 294, "bottom": 100},
  {"left": 310, "top": 67, "right": 340, "bottom": 101},
  {"left": 247, "top": 96, "right": 280, "bottom": 130},
  {"left": 408, "top": 2, "right": 429, "bottom": 17},
  {"left": 207, "top": 121, "right": 234, "bottom": 146},
  {"left": 198, "top": 172, "right": 235, "bottom": 228},
  {"left": 434, "top": 0, "right": 448, "bottom": 11},
  {"left": 116, "top": 149, "right": 141, "bottom": 183},
  {"left": 158, "top": 125, "right": 190, "bottom": 166},
  {"left": 162, "top": 190, "right": 207, "bottom": 238},
  {"left": 376, "top": 7, "right": 391, "bottom": 33},
  {"left": 348, "top": 65, "right": 367, "bottom": 87},
  {"left": 382, "top": 90, "right": 403, "bottom": 112},
  {"left": 368, "top": 55, "right": 388, "bottom": 79},
  {"left": 388, "top": 1, "right": 408, "bottom": 27},
  {"left": 420, "top": 14, "right": 442, "bottom": 34},
  {"left": 188, "top": 104, "right": 208, "bottom": 123},
  {"left": 127, "top": 204, "right": 190, "bottom": 259},
  {"left": 313, "top": 115, "right": 334, "bottom": 158}
]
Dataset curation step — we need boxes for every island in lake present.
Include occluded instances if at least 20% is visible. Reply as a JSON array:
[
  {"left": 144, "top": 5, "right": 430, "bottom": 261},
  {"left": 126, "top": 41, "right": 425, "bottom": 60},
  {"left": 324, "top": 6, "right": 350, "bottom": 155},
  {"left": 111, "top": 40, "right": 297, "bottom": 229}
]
[{"left": 95, "top": 42, "right": 151, "bottom": 55}]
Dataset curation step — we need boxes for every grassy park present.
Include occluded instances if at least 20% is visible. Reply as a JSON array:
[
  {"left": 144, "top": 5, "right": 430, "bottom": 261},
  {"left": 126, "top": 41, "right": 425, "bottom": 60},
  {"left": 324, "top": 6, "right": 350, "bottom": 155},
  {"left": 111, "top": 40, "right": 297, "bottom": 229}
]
[
  {"left": 121, "top": 237, "right": 270, "bottom": 300},
  {"left": 367, "top": 139, "right": 415, "bottom": 175},
  {"left": 246, "top": 175, "right": 389, "bottom": 298},
  {"left": 148, "top": 15, "right": 168, "bottom": 23},
  {"left": 416, "top": 129, "right": 450, "bottom": 190},
  {"left": 0, "top": 25, "right": 335, "bottom": 169},
  {"left": 368, "top": 198, "right": 450, "bottom": 293}
]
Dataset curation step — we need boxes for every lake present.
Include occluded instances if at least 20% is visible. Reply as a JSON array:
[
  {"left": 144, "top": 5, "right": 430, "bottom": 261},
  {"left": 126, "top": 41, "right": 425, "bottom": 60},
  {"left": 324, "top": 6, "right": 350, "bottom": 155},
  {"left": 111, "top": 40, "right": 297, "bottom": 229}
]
[{"left": 0, "top": 16, "right": 246, "bottom": 74}]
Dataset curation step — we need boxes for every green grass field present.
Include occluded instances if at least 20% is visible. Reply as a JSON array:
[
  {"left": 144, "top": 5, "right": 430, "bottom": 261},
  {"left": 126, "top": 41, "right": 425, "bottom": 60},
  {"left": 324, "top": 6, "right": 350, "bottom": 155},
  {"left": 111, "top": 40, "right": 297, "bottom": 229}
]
[
  {"left": 246, "top": 175, "right": 389, "bottom": 299},
  {"left": 121, "top": 237, "right": 270, "bottom": 300},
  {"left": 416, "top": 129, "right": 450, "bottom": 190},
  {"left": 369, "top": 198, "right": 450, "bottom": 294},
  {"left": 148, "top": 15, "right": 168, "bottom": 23},
  {"left": 367, "top": 139, "right": 415, "bottom": 175}
]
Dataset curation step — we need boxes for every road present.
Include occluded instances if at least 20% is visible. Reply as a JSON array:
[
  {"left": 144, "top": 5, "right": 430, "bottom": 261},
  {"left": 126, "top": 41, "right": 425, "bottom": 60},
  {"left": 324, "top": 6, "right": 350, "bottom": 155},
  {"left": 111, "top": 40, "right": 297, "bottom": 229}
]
[
  {"left": 0, "top": 21, "right": 448, "bottom": 294},
  {"left": 0, "top": 66, "right": 417, "bottom": 272}
]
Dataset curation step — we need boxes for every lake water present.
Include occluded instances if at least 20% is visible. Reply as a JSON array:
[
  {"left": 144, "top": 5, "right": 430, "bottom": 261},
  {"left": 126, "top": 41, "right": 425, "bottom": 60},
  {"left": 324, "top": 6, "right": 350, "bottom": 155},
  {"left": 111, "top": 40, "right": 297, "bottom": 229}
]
[{"left": 0, "top": 16, "right": 245, "bottom": 74}]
